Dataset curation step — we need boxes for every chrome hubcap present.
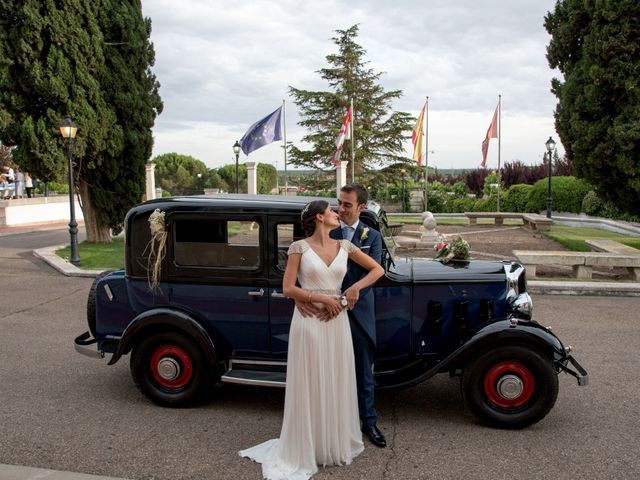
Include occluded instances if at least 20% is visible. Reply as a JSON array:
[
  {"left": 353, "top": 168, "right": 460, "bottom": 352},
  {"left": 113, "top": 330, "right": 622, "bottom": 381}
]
[
  {"left": 157, "top": 357, "right": 181, "bottom": 381},
  {"left": 496, "top": 374, "right": 524, "bottom": 400}
]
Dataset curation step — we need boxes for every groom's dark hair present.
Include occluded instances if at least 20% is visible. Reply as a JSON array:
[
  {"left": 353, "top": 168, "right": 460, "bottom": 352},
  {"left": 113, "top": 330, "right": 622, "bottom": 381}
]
[{"left": 341, "top": 183, "right": 368, "bottom": 206}]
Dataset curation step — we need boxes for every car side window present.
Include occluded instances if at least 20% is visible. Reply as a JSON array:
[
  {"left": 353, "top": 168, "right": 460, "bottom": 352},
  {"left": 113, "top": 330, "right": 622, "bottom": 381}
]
[
  {"left": 174, "top": 218, "right": 261, "bottom": 269},
  {"left": 275, "top": 222, "right": 304, "bottom": 272}
]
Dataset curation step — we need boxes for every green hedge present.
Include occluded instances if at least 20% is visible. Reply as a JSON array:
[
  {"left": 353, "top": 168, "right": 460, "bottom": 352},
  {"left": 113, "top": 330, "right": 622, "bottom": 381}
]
[
  {"left": 502, "top": 184, "right": 534, "bottom": 212},
  {"left": 526, "top": 176, "right": 591, "bottom": 213}
]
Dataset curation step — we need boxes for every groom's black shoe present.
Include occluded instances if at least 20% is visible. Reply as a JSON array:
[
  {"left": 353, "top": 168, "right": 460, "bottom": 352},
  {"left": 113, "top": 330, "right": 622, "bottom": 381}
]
[{"left": 362, "top": 424, "right": 386, "bottom": 448}]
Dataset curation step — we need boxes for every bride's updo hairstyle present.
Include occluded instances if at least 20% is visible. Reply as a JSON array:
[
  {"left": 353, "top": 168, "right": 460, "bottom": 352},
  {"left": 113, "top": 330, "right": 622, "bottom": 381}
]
[{"left": 300, "top": 200, "right": 329, "bottom": 237}]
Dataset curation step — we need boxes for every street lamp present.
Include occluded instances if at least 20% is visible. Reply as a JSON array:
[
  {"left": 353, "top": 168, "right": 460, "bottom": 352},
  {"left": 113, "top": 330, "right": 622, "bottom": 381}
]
[
  {"left": 545, "top": 136, "right": 556, "bottom": 219},
  {"left": 232, "top": 141, "right": 241, "bottom": 193},
  {"left": 400, "top": 168, "right": 407, "bottom": 213},
  {"left": 59, "top": 117, "right": 80, "bottom": 266}
]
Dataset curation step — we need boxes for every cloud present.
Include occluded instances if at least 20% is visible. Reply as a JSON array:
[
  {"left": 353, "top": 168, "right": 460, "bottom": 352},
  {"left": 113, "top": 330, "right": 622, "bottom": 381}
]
[{"left": 142, "top": 0, "right": 562, "bottom": 170}]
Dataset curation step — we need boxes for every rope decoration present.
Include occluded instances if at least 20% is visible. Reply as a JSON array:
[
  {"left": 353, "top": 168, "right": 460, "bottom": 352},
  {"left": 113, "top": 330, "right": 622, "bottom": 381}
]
[{"left": 144, "top": 208, "right": 167, "bottom": 292}]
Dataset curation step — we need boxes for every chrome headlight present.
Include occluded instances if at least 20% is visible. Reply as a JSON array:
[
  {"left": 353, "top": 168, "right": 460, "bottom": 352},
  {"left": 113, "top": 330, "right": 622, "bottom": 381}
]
[{"left": 510, "top": 292, "right": 533, "bottom": 319}]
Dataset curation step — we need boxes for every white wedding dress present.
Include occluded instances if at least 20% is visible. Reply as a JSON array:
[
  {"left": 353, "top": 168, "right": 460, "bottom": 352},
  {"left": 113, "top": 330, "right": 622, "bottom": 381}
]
[{"left": 240, "top": 239, "right": 364, "bottom": 480}]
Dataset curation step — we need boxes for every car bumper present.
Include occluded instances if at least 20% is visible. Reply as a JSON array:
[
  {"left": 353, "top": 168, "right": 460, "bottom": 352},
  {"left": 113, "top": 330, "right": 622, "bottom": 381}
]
[
  {"left": 556, "top": 354, "right": 589, "bottom": 386},
  {"left": 74, "top": 331, "right": 104, "bottom": 359}
]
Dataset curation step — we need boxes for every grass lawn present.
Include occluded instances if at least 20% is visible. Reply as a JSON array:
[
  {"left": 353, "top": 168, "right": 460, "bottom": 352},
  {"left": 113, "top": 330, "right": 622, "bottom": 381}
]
[
  {"left": 56, "top": 237, "right": 125, "bottom": 270},
  {"left": 544, "top": 226, "right": 640, "bottom": 252}
]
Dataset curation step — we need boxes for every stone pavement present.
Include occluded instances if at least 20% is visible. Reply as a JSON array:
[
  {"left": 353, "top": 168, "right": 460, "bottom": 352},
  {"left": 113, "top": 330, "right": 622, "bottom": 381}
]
[{"left": 0, "top": 464, "right": 129, "bottom": 480}]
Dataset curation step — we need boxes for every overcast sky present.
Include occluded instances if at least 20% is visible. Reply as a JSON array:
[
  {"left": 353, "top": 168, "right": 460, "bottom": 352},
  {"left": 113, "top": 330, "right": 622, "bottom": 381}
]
[{"left": 141, "top": 0, "right": 563, "bottom": 172}]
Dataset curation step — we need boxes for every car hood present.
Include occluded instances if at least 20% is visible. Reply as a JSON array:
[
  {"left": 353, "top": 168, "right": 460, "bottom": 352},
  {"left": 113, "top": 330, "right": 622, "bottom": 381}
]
[{"left": 388, "top": 256, "right": 506, "bottom": 283}]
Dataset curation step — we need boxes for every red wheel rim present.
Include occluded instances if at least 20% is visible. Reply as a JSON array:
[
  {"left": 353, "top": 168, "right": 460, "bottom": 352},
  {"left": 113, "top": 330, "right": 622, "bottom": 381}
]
[
  {"left": 150, "top": 345, "right": 193, "bottom": 389},
  {"left": 483, "top": 361, "right": 535, "bottom": 409}
]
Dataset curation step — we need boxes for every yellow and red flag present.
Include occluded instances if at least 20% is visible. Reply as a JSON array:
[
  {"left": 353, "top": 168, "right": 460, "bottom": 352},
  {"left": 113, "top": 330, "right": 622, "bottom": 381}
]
[{"left": 412, "top": 102, "right": 427, "bottom": 166}]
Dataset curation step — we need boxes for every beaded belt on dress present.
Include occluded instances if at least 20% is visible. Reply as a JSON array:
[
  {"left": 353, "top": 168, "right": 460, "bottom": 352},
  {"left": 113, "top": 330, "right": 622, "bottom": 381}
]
[{"left": 308, "top": 289, "right": 341, "bottom": 295}]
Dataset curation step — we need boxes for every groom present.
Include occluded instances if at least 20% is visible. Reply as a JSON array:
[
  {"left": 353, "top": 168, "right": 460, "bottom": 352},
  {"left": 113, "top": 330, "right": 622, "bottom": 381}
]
[{"left": 331, "top": 183, "right": 386, "bottom": 448}]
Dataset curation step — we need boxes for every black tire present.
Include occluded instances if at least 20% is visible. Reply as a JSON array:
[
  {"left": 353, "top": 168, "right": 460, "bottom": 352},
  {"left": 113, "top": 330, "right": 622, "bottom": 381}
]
[
  {"left": 86, "top": 271, "right": 113, "bottom": 337},
  {"left": 130, "top": 332, "right": 212, "bottom": 407},
  {"left": 461, "top": 345, "right": 559, "bottom": 429}
]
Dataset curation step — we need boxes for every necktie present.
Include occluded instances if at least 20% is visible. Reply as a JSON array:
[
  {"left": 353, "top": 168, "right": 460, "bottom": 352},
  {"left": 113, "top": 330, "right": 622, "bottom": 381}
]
[{"left": 343, "top": 226, "right": 354, "bottom": 242}]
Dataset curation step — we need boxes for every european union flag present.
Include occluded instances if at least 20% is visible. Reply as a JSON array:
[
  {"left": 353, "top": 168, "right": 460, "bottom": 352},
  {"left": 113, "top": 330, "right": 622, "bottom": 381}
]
[{"left": 240, "top": 106, "right": 283, "bottom": 155}]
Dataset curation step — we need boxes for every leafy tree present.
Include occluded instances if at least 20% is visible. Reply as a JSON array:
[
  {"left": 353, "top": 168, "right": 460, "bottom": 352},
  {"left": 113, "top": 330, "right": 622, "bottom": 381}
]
[
  {"left": 153, "top": 153, "right": 208, "bottom": 195},
  {"left": 257, "top": 163, "right": 277, "bottom": 194},
  {"left": 289, "top": 25, "right": 414, "bottom": 173},
  {"left": 545, "top": 1, "right": 640, "bottom": 216},
  {"left": 464, "top": 169, "right": 490, "bottom": 197},
  {"left": 0, "top": 0, "right": 161, "bottom": 241},
  {"left": 217, "top": 164, "right": 247, "bottom": 193}
]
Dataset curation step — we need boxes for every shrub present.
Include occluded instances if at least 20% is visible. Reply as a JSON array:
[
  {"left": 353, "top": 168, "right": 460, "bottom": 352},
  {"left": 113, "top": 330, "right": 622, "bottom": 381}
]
[
  {"left": 525, "top": 176, "right": 591, "bottom": 213},
  {"left": 451, "top": 181, "right": 469, "bottom": 198},
  {"left": 447, "top": 196, "right": 477, "bottom": 213},
  {"left": 581, "top": 190, "right": 603, "bottom": 216},
  {"left": 502, "top": 184, "right": 533, "bottom": 212},
  {"left": 474, "top": 195, "right": 497, "bottom": 212},
  {"left": 425, "top": 189, "right": 448, "bottom": 213}
]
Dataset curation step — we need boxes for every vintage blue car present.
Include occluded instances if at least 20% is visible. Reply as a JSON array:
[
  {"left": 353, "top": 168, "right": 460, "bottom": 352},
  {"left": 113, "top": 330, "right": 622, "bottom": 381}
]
[{"left": 75, "top": 195, "right": 587, "bottom": 429}]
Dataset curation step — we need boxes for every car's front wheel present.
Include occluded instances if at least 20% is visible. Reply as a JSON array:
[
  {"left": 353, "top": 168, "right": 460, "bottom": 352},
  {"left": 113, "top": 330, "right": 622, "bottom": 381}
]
[
  {"left": 130, "top": 332, "right": 212, "bottom": 407},
  {"left": 461, "top": 345, "right": 558, "bottom": 429}
]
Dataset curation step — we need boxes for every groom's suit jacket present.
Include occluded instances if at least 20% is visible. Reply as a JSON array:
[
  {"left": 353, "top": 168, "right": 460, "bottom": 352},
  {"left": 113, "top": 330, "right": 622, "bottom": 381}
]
[{"left": 331, "top": 222, "right": 382, "bottom": 345}]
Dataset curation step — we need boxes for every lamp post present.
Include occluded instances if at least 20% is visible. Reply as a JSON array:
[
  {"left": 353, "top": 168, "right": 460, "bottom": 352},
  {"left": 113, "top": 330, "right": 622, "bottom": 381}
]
[
  {"left": 232, "top": 141, "right": 241, "bottom": 193},
  {"left": 59, "top": 118, "right": 80, "bottom": 266},
  {"left": 400, "top": 168, "right": 407, "bottom": 213},
  {"left": 545, "top": 136, "right": 556, "bottom": 219}
]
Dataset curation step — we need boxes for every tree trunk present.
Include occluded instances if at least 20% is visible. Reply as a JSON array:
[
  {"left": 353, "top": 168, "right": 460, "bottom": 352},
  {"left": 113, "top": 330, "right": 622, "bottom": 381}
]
[{"left": 78, "top": 180, "right": 112, "bottom": 243}]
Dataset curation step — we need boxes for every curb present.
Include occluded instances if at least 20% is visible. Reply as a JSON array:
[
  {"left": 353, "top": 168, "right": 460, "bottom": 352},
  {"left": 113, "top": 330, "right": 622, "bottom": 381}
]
[
  {"left": 33, "top": 245, "right": 105, "bottom": 278},
  {"left": 0, "top": 464, "right": 129, "bottom": 480},
  {"left": 528, "top": 280, "right": 640, "bottom": 297}
]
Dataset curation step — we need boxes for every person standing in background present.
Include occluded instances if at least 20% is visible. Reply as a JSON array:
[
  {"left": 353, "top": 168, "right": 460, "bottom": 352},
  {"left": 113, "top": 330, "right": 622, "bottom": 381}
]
[
  {"left": 14, "top": 167, "right": 24, "bottom": 199},
  {"left": 25, "top": 172, "right": 34, "bottom": 198}
]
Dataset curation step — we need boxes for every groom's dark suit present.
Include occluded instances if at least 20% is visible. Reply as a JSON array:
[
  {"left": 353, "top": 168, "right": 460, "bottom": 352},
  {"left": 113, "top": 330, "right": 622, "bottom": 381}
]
[{"left": 331, "top": 222, "right": 382, "bottom": 428}]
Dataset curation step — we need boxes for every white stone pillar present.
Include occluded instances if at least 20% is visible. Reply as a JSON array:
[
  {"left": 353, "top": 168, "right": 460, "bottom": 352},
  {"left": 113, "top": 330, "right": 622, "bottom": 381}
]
[
  {"left": 246, "top": 161, "right": 257, "bottom": 195},
  {"left": 336, "top": 160, "right": 349, "bottom": 192},
  {"left": 145, "top": 163, "right": 156, "bottom": 200}
]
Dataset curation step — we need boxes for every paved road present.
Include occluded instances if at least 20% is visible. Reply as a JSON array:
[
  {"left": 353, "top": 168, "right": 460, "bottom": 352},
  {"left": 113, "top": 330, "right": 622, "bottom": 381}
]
[{"left": 1, "top": 230, "right": 639, "bottom": 480}]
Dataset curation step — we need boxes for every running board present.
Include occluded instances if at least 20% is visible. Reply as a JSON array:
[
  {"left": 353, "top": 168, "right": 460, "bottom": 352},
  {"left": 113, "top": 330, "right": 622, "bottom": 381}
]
[{"left": 221, "top": 359, "right": 287, "bottom": 388}]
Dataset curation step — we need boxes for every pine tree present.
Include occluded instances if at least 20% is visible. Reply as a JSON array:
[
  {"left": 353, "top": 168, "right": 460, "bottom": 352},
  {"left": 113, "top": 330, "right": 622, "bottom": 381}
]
[
  {"left": 0, "top": 0, "right": 162, "bottom": 241},
  {"left": 545, "top": 1, "right": 640, "bottom": 215},
  {"left": 289, "top": 25, "right": 413, "bottom": 174}
]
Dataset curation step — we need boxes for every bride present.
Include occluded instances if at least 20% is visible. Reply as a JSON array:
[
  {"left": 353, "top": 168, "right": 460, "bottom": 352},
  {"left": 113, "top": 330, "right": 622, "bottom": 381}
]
[{"left": 240, "top": 199, "right": 384, "bottom": 479}]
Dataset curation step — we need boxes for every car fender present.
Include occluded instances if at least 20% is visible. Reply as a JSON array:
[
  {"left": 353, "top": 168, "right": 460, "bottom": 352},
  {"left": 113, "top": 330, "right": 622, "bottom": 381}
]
[
  {"left": 435, "top": 317, "right": 565, "bottom": 374},
  {"left": 107, "top": 308, "right": 218, "bottom": 368}
]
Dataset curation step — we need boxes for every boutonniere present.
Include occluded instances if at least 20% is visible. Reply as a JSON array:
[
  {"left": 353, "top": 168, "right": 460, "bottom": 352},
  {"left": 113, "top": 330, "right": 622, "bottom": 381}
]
[{"left": 359, "top": 227, "right": 369, "bottom": 243}]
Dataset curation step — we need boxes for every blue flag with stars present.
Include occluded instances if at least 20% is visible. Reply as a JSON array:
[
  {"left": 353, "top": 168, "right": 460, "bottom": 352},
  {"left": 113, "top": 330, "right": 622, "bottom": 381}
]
[{"left": 240, "top": 106, "right": 283, "bottom": 155}]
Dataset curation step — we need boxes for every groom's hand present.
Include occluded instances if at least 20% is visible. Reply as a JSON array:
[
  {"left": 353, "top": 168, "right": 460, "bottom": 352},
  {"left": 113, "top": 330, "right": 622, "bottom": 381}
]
[{"left": 295, "top": 300, "right": 320, "bottom": 318}]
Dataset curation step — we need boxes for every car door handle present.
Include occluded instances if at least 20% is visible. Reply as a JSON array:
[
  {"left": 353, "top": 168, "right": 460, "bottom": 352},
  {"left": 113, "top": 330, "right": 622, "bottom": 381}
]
[
  {"left": 271, "top": 291, "right": 286, "bottom": 298},
  {"left": 248, "top": 288, "right": 264, "bottom": 297}
]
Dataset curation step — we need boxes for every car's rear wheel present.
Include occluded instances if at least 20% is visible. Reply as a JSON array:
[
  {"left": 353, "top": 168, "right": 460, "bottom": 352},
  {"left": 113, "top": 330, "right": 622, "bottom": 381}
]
[
  {"left": 461, "top": 345, "right": 558, "bottom": 429},
  {"left": 130, "top": 332, "right": 212, "bottom": 407}
]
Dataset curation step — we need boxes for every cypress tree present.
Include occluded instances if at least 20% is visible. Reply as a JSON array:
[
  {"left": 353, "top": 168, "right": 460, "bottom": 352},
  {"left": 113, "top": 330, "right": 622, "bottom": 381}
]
[
  {"left": 545, "top": 1, "right": 640, "bottom": 215},
  {"left": 0, "top": 0, "right": 161, "bottom": 241}
]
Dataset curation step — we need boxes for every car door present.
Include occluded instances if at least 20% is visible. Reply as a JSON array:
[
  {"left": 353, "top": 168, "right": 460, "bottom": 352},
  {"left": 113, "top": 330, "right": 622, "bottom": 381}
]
[
  {"left": 167, "top": 212, "right": 270, "bottom": 356},
  {"left": 267, "top": 216, "right": 302, "bottom": 359}
]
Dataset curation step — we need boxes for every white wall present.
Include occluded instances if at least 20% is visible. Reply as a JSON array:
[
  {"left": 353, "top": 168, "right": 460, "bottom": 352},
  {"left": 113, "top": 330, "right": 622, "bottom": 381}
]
[{"left": 2, "top": 197, "right": 83, "bottom": 226}]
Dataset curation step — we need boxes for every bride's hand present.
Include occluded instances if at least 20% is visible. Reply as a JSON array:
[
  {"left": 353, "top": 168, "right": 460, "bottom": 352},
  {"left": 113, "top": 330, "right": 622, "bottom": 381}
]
[{"left": 322, "top": 295, "right": 342, "bottom": 319}]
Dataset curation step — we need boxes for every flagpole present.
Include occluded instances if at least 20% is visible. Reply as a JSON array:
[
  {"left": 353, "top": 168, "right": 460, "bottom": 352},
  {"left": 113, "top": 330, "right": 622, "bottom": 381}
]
[
  {"left": 283, "top": 99, "right": 288, "bottom": 195},
  {"left": 424, "top": 96, "right": 429, "bottom": 212},
  {"left": 350, "top": 98, "right": 355, "bottom": 183},
  {"left": 497, "top": 94, "right": 501, "bottom": 212}
]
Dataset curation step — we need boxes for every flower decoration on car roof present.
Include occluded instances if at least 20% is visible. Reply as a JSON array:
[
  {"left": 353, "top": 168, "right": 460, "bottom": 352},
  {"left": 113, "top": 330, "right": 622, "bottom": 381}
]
[{"left": 434, "top": 236, "right": 470, "bottom": 264}]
